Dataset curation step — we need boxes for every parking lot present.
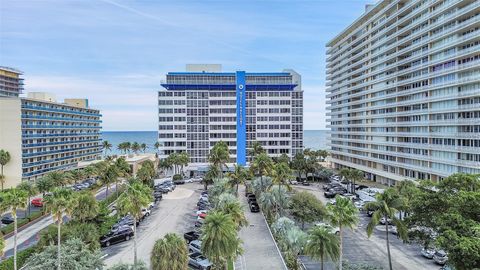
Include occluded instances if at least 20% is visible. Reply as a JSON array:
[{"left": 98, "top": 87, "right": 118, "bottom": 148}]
[
  {"left": 102, "top": 182, "right": 201, "bottom": 268},
  {"left": 294, "top": 184, "right": 438, "bottom": 270}
]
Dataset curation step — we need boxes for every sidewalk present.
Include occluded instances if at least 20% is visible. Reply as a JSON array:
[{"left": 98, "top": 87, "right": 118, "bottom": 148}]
[{"left": 235, "top": 186, "right": 287, "bottom": 270}]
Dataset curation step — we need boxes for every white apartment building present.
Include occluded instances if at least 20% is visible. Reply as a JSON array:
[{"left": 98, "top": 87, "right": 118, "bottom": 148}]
[
  {"left": 0, "top": 66, "right": 23, "bottom": 97},
  {"left": 0, "top": 91, "right": 102, "bottom": 187},
  {"left": 158, "top": 64, "right": 303, "bottom": 169},
  {"left": 326, "top": 0, "right": 480, "bottom": 185}
]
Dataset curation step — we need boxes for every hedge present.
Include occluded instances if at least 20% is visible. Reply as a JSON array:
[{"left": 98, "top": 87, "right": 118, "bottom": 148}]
[
  {"left": 0, "top": 246, "right": 37, "bottom": 270},
  {"left": 1, "top": 211, "right": 45, "bottom": 235}
]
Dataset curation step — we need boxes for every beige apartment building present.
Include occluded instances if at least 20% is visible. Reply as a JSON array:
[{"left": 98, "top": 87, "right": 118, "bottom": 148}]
[
  {"left": 326, "top": 0, "right": 480, "bottom": 185},
  {"left": 0, "top": 71, "right": 102, "bottom": 187}
]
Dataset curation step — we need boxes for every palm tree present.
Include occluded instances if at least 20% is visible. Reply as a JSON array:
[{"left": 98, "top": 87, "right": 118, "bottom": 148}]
[
  {"left": 203, "top": 164, "right": 220, "bottom": 191},
  {"left": 269, "top": 185, "right": 290, "bottom": 218},
  {"left": 116, "top": 181, "right": 152, "bottom": 267},
  {"left": 258, "top": 191, "right": 276, "bottom": 221},
  {"left": 99, "top": 164, "right": 119, "bottom": 197},
  {"left": 117, "top": 143, "right": 127, "bottom": 155},
  {"left": 348, "top": 169, "right": 363, "bottom": 194},
  {"left": 102, "top": 140, "right": 112, "bottom": 157},
  {"left": 250, "top": 152, "right": 273, "bottom": 181},
  {"left": 17, "top": 181, "right": 37, "bottom": 218},
  {"left": 227, "top": 164, "right": 248, "bottom": 195},
  {"left": 178, "top": 152, "right": 190, "bottom": 176},
  {"left": 280, "top": 227, "right": 307, "bottom": 269},
  {"left": 71, "top": 191, "right": 99, "bottom": 222},
  {"left": 124, "top": 142, "right": 132, "bottom": 154},
  {"left": 291, "top": 152, "right": 306, "bottom": 180},
  {"left": 395, "top": 180, "right": 417, "bottom": 219},
  {"left": 215, "top": 195, "right": 248, "bottom": 229},
  {"left": 0, "top": 149, "right": 11, "bottom": 191},
  {"left": 67, "top": 169, "right": 84, "bottom": 185},
  {"left": 365, "top": 188, "right": 408, "bottom": 270},
  {"left": 327, "top": 195, "right": 359, "bottom": 270},
  {"left": 201, "top": 211, "right": 243, "bottom": 269},
  {"left": 140, "top": 143, "right": 147, "bottom": 153},
  {"left": 43, "top": 188, "right": 75, "bottom": 270},
  {"left": 0, "top": 188, "right": 28, "bottom": 270},
  {"left": 131, "top": 142, "right": 141, "bottom": 155},
  {"left": 209, "top": 141, "right": 230, "bottom": 177},
  {"left": 305, "top": 226, "right": 340, "bottom": 270},
  {"left": 46, "top": 171, "right": 67, "bottom": 187},
  {"left": 249, "top": 141, "right": 265, "bottom": 157},
  {"left": 151, "top": 233, "right": 188, "bottom": 270},
  {"left": 83, "top": 165, "right": 98, "bottom": 179},
  {"left": 339, "top": 168, "right": 351, "bottom": 192}
]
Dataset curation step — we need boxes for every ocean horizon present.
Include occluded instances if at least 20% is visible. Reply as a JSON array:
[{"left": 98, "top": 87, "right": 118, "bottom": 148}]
[{"left": 102, "top": 130, "right": 329, "bottom": 155}]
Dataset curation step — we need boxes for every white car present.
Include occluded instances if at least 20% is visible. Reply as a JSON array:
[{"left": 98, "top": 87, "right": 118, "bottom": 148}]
[
  {"left": 315, "top": 222, "right": 340, "bottom": 234},
  {"left": 141, "top": 208, "right": 151, "bottom": 219},
  {"left": 185, "top": 179, "right": 193, "bottom": 183},
  {"left": 421, "top": 248, "right": 435, "bottom": 259},
  {"left": 433, "top": 250, "right": 448, "bottom": 265},
  {"left": 290, "top": 181, "right": 299, "bottom": 185}
]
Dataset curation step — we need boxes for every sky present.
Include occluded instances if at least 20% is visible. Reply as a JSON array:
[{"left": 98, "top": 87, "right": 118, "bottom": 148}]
[{"left": 0, "top": 0, "right": 372, "bottom": 131}]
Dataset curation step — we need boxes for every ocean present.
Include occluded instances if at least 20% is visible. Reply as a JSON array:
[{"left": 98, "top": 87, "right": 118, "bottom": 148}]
[{"left": 102, "top": 130, "right": 329, "bottom": 155}]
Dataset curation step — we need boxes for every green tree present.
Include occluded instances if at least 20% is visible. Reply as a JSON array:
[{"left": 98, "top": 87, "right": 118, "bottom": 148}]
[
  {"left": 140, "top": 143, "right": 147, "bottom": 153},
  {"left": 209, "top": 141, "right": 230, "bottom": 177},
  {"left": 305, "top": 226, "right": 340, "bottom": 270},
  {"left": 0, "top": 188, "right": 28, "bottom": 270},
  {"left": 23, "top": 238, "right": 103, "bottom": 270},
  {"left": 0, "top": 149, "right": 11, "bottom": 191},
  {"left": 227, "top": 164, "right": 248, "bottom": 195},
  {"left": 102, "top": 140, "right": 112, "bottom": 157},
  {"left": 201, "top": 211, "right": 243, "bottom": 269},
  {"left": 249, "top": 141, "right": 265, "bottom": 158},
  {"left": 137, "top": 161, "right": 156, "bottom": 187},
  {"left": 395, "top": 180, "right": 418, "bottom": 219},
  {"left": 17, "top": 181, "right": 37, "bottom": 218},
  {"left": 203, "top": 165, "right": 220, "bottom": 191},
  {"left": 281, "top": 227, "right": 307, "bottom": 270},
  {"left": 215, "top": 194, "right": 248, "bottom": 229},
  {"left": 108, "top": 261, "right": 148, "bottom": 270},
  {"left": 99, "top": 164, "right": 119, "bottom": 197},
  {"left": 154, "top": 142, "right": 160, "bottom": 152},
  {"left": 407, "top": 173, "right": 480, "bottom": 270},
  {"left": 178, "top": 152, "right": 190, "bottom": 176},
  {"left": 150, "top": 233, "right": 188, "bottom": 270},
  {"left": 251, "top": 176, "right": 272, "bottom": 196},
  {"left": 290, "top": 191, "right": 325, "bottom": 229},
  {"left": 290, "top": 152, "right": 306, "bottom": 180},
  {"left": 71, "top": 191, "right": 99, "bottom": 222},
  {"left": 250, "top": 152, "right": 273, "bottom": 182},
  {"left": 46, "top": 171, "right": 68, "bottom": 187},
  {"left": 348, "top": 169, "right": 363, "bottom": 195},
  {"left": 43, "top": 188, "right": 76, "bottom": 270},
  {"left": 318, "top": 150, "right": 329, "bottom": 162},
  {"left": 327, "top": 195, "right": 359, "bottom": 270},
  {"left": 365, "top": 188, "right": 408, "bottom": 270},
  {"left": 131, "top": 142, "right": 141, "bottom": 155},
  {"left": 116, "top": 181, "right": 152, "bottom": 267},
  {"left": 68, "top": 169, "right": 84, "bottom": 185},
  {"left": 304, "top": 149, "right": 320, "bottom": 182},
  {"left": 36, "top": 177, "right": 54, "bottom": 197},
  {"left": 270, "top": 162, "right": 293, "bottom": 214}
]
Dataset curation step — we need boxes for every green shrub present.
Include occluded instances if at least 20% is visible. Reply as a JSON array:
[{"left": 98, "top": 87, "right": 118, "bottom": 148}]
[
  {"left": 0, "top": 245, "right": 37, "bottom": 270},
  {"left": 0, "top": 211, "right": 46, "bottom": 235},
  {"left": 173, "top": 174, "right": 182, "bottom": 181}
]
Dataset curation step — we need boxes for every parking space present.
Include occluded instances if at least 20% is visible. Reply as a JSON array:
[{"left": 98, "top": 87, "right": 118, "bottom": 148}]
[
  {"left": 294, "top": 184, "right": 438, "bottom": 270},
  {"left": 102, "top": 182, "right": 201, "bottom": 268}
]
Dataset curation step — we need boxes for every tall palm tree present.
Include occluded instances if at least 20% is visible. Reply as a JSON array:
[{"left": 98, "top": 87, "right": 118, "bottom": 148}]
[
  {"left": 395, "top": 180, "right": 418, "bottom": 219},
  {"left": 0, "top": 188, "right": 28, "bottom": 270},
  {"left": 46, "top": 171, "right": 67, "bottom": 187},
  {"left": 131, "top": 142, "right": 141, "bottom": 155},
  {"left": 339, "top": 168, "right": 351, "bottom": 192},
  {"left": 124, "top": 142, "right": 132, "bottom": 154},
  {"left": 215, "top": 196, "right": 248, "bottom": 229},
  {"left": 117, "top": 142, "right": 127, "bottom": 155},
  {"left": 140, "top": 143, "right": 147, "bottom": 153},
  {"left": 258, "top": 191, "right": 276, "bottom": 221},
  {"left": 348, "top": 169, "right": 363, "bottom": 194},
  {"left": 178, "top": 152, "right": 190, "bottom": 176},
  {"left": 291, "top": 152, "right": 306, "bottom": 180},
  {"left": 116, "top": 181, "right": 152, "bottom": 267},
  {"left": 209, "top": 141, "right": 230, "bottom": 177},
  {"left": 270, "top": 162, "right": 293, "bottom": 191},
  {"left": 327, "top": 195, "right": 359, "bottom": 270},
  {"left": 17, "top": 181, "right": 37, "bottom": 218},
  {"left": 71, "top": 191, "right": 99, "bottom": 222},
  {"left": 201, "top": 211, "right": 243, "bottom": 269},
  {"left": 67, "top": 169, "right": 84, "bottom": 185},
  {"left": 99, "top": 164, "right": 119, "bottom": 197},
  {"left": 269, "top": 185, "right": 290, "bottom": 218},
  {"left": 250, "top": 152, "right": 273, "bottom": 182},
  {"left": 151, "top": 233, "right": 188, "bottom": 270},
  {"left": 203, "top": 164, "right": 220, "bottom": 191},
  {"left": 365, "top": 188, "right": 408, "bottom": 270},
  {"left": 102, "top": 140, "right": 112, "bottom": 157},
  {"left": 43, "top": 188, "right": 75, "bottom": 270},
  {"left": 0, "top": 149, "right": 11, "bottom": 191},
  {"left": 249, "top": 141, "right": 265, "bottom": 158},
  {"left": 305, "top": 226, "right": 340, "bottom": 270},
  {"left": 227, "top": 164, "right": 248, "bottom": 195}
]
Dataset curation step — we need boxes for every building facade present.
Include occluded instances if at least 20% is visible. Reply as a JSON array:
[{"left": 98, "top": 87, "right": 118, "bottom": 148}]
[
  {"left": 0, "top": 66, "right": 24, "bottom": 97},
  {"left": 158, "top": 64, "right": 303, "bottom": 168},
  {"left": 0, "top": 92, "right": 102, "bottom": 187},
  {"left": 326, "top": 0, "right": 480, "bottom": 185}
]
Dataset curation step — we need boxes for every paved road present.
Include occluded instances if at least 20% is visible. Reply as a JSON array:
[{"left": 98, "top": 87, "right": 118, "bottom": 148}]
[
  {"left": 103, "top": 183, "right": 200, "bottom": 268},
  {"left": 294, "top": 185, "right": 438, "bottom": 270},
  {"left": 1, "top": 183, "right": 117, "bottom": 260},
  {"left": 235, "top": 186, "right": 287, "bottom": 270}
]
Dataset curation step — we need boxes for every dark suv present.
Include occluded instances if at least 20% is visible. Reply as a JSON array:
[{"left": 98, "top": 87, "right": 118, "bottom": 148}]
[
  {"left": 324, "top": 188, "right": 346, "bottom": 198},
  {"left": 100, "top": 226, "right": 134, "bottom": 247}
]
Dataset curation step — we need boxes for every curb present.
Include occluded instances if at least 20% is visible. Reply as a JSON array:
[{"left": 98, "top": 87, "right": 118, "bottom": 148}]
[{"left": 260, "top": 212, "right": 289, "bottom": 270}]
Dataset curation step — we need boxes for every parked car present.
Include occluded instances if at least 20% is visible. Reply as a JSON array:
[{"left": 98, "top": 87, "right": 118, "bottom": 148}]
[
  {"left": 380, "top": 217, "right": 392, "bottom": 225},
  {"left": 31, "top": 198, "right": 43, "bottom": 207},
  {"left": 324, "top": 188, "right": 346, "bottom": 198},
  {"left": 247, "top": 194, "right": 256, "bottom": 202},
  {"left": 1, "top": 216, "right": 14, "bottom": 225},
  {"left": 174, "top": 180, "right": 185, "bottom": 185},
  {"left": 185, "top": 179, "right": 193, "bottom": 183},
  {"left": 421, "top": 248, "right": 435, "bottom": 259},
  {"left": 290, "top": 180, "right": 299, "bottom": 185},
  {"left": 301, "top": 181, "right": 310, "bottom": 186},
  {"left": 184, "top": 231, "right": 201, "bottom": 243},
  {"left": 100, "top": 226, "right": 134, "bottom": 247},
  {"left": 433, "top": 250, "right": 448, "bottom": 265},
  {"left": 249, "top": 202, "right": 260, "bottom": 212},
  {"left": 315, "top": 222, "right": 340, "bottom": 234},
  {"left": 188, "top": 252, "right": 212, "bottom": 270},
  {"left": 141, "top": 208, "right": 151, "bottom": 219},
  {"left": 194, "top": 219, "right": 204, "bottom": 228},
  {"left": 198, "top": 204, "right": 210, "bottom": 211},
  {"left": 188, "top": 240, "right": 202, "bottom": 253}
]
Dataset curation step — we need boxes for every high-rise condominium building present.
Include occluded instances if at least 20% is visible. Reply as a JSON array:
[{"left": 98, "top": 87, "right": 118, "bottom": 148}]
[
  {"left": 326, "top": 0, "right": 480, "bottom": 185},
  {"left": 0, "top": 66, "right": 24, "bottom": 97},
  {"left": 158, "top": 64, "right": 303, "bottom": 168},
  {"left": 0, "top": 91, "right": 102, "bottom": 188}
]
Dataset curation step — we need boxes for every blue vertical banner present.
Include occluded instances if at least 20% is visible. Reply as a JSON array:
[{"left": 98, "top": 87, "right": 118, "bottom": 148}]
[{"left": 236, "top": 71, "right": 247, "bottom": 166}]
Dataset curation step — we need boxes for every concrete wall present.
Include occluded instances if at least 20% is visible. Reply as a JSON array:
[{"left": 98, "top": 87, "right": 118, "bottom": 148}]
[{"left": 0, "top": 98, "right": 23, "bottom": 188}]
